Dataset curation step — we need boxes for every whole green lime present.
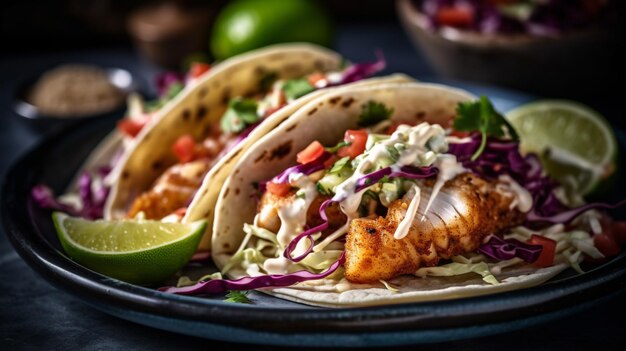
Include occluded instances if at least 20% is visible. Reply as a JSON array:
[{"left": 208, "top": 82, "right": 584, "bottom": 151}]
[{"left": 211, "top": 0, "right": 334, "bottom": 60}]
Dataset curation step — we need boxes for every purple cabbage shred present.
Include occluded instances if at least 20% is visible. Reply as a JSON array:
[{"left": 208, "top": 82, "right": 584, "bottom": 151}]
[
  {"left": 158, "top": 252, "right": 346, "bottom": 295},
  {"left": 448, "top": 133, "right": 625, "bottom": 225},
  {"left": 337, "top": 51, "right": 386, "bottom": 85},
  {"left": 413, "top": 0, "right": 608, "bottom": 36},
  {"left": 478, "top": 235, "right": 542, "bottom": 263},
  {"left": 31, "top": 167, "right": 111, "bottom": 220}
]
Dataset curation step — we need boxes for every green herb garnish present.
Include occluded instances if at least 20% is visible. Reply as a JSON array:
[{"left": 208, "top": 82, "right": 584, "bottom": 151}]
[
  {"left": 325, "top": 140, "right": 352, "bottom": 153},
  {"left": 282, "top": 78, "right": 315, "bottom": 100},
  {"left": 224, "top": 290, "right": 251, "bottom": 304},
  {"left": 316, "top": 182, "right": 332, "bottom": 196},
  {"left": 453, "top": 96, "right": 519, "bottom": 161},
  {"left": 329, "top": 156, "right": 351, "bottom": 174},
  {"left": 358, "top": 101, "right": 394, "bottom": 127},
  {"left": 220, "top": 98, "right": 260, "bottom": 134}
]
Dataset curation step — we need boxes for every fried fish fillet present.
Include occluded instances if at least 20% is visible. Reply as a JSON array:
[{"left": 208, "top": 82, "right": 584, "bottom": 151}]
[
  {"left": 344, "top": 173, "right": 526, "bottom": 283},
  {"left": 126, "top": 160, "right": 210, "bottom": 219}
]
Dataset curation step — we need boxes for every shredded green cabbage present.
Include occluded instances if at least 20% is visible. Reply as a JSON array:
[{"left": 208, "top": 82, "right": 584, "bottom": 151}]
[{"left": 415, "top": 262, "right": 499, "bottom": 285}]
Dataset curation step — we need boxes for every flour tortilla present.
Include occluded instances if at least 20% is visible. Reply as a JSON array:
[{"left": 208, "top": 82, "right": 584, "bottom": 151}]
[
  {"left": 212, "top": 82, "right": 569, "bottom": 307},
  {"left": 104, "top": 42, "right": 413, "bottom": 251}
]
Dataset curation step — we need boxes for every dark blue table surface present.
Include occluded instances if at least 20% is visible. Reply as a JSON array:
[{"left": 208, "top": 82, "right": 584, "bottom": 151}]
[{"left": 1, "top": 22, "right": 625, "bottom": 350}]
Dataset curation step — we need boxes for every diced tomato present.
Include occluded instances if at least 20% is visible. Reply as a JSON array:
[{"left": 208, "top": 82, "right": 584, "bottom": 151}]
[
  {"left": 308, "top": 72, "right": 326, "bottom": 87},
  {"left": 436, "top": 6, "right": 474, "bottom": 27},
  {"left": 527, "top": 234, "right": 557, "bottom": 268},
  {"left": 385, "top": 121, "right": 402, "bottom": 135},
  {"left": 189, "top": 62, "right": 211, "bottom": 79},
  {"left": 173, "top": 207, "right": 187, "bottom": 217},
  {"left": 117, "top": 118, "right": 148, "bottom": 138},
  {"left": 297, "top": 141, "right": 325, "bottom": 164},
  {"left": 323, "top": 154, "right": 339, "bottom": 169},
  {"left": 172, "top": 135, "right": 197, "bottom": 163},
  {"left": 266, "top": 182, "right": 292, "bottom": 196},
  {"left": 610, "top": 220, "right": 626, "bottom": 245},
  {"left": 338, "top": 129, "right": 368, "bottom": 159},
  {"left": 594, "top": 232, "right": 621, "bottom": 257}
]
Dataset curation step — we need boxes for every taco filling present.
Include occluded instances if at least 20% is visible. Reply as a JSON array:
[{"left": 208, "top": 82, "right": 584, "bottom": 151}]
[
  {"left": 161, "top": 95, "right": 621, "bottom": 296},
  {"left": 126, "top": 59, "right": 385, "bottom": 221}
]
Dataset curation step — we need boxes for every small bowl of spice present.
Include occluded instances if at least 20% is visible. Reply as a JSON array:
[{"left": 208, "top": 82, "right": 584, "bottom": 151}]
[{"left": 14, "top": 64, "right": 138, "bottom": 131}]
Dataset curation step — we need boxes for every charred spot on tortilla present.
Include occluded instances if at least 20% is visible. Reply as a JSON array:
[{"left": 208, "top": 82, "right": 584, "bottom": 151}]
[
  {"left": 235, "top": 188, "right": 240, "bottom": 195},
  {"left": 223, "top": 187, "right": 230, "bottom": 198},
  {"left": 198, "top": 87, "right": 208, "bottom": 99},
  {"left": 254, "top": 65, "right": 266, "bottom": 75},
  {"left": 308, "top": 107, "right": 318, "bottom": 116},
  {"left": 223, "top": 149, "right": 242, "bottom": 165},
  {"left": 342, "top": 97, "right": 355, "bottom": 108},
  {"left": 221, "top": 87, "right": 232, "bottom": 105},
  {"left": 314, "top": 59, "right": 325, "bottom": 70},
  {"left": 151, "top": 160, "right": 164, "bottom": 171},
  {"left": 196, "top": 105, "right": 208, "bottom": 120},
  {"left": 203, "top": 209, "right": 212, "bottom": 218},
  {"left": 182, "top": 109, "right": 191, "bottom": 121},
  {"left": 254, "top": 150, "right": 268, "bottom": 163},
  {"left": 329, "top": 96, "right": 341, "bottom": 105},
  {"left": 415, "top": 111, "right": 426, "bottom": 119},
  {"left": 223, "top": 242, "right": 230, "bottom": 249},
  {"left": 268, "top": 53, "right": 285, "bottom": 61},
  {"left": 286, "top": 123, "right": 298, "bottom": 132},
  {"left": 269, "top": 141, "right": 292, "bottom": 161},
  {"left": 121, "top": 171, "right": 130, "bottom": 180},
  {"left": 202, "top": 124, "right": 212, "bottom": 137},
  {"left": 284, "top": 63, "right": 301, "bottom": 74},
  {"left": 234, "top": 169, "right": 240, "bottom": 175}
]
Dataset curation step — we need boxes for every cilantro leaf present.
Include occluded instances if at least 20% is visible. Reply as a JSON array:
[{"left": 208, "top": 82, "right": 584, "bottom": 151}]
[
  {"left": 453, "top": 96, "right": 519, "bottom": 161},
  {"left": 282, "top": 78, "right": 315, "bottom": 101},
  {"left": 220, "top": 98, "right": 260, "bottom": 134},
  {"left": 325, "top": 140, "right": 352, "bottom": 153},
  {"left": 224, "top": 290, "right": 251, "bottom": 304},
  {"left": 358, "top": 101, "right": 394, "bottom": 127}
]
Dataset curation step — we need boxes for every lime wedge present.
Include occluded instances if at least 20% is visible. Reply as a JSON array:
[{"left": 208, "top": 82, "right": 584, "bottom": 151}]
[
  {"left": 507, "top": 100, "right": 617, "bottom": 195},
  {"left": 52, "top": 212, "right": 206, "bottom": 285}
]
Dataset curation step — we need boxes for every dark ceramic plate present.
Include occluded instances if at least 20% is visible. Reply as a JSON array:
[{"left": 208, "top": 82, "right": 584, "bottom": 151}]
[{"left": 2, "top": 84, "right": 626, "bottom": 347}]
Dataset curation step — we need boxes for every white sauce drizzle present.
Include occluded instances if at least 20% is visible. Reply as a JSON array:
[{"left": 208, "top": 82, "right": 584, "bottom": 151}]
[
  {"left": 393, "top": 185, "right": 421, "bottom": 239},
  {"left": 420, "top": 154, "right": 466, "bottom": 221},
  {"left": 276, "top": 173, "right": 318, "bottom": 247},
  {"left": 498, "top": 175, "right": 533, "bottom": 212}
]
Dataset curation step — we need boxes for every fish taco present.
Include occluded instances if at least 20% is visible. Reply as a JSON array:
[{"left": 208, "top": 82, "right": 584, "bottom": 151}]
[
  {"left": 99, "top": 43, "right": 412, "bottom": 251},
  {"left": 160, "top": 82, "right": 614, "bottom": 307}
]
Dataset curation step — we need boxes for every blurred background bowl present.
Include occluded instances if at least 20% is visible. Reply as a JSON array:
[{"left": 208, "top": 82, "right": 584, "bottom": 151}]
[
  {"left": 396, "top": 0, "right": 621, "bottom": 97},
  {"left": 13, "top": 66, "right": 139, "bottom": 133}
]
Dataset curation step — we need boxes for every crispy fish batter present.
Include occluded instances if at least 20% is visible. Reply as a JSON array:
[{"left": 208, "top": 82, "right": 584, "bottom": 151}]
[
  {"left": 127, "top": 160, "right": 210, "bottom": 219},
  {"left": 257, "top": 191, "right": 347, "bottom": 235},
  {"left": 344, "top": 173, "right": 526, "bottom": 283}
]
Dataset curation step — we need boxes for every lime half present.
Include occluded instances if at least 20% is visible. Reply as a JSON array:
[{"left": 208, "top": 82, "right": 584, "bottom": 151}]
[
  {"left": 507, "top": 100, "right": 617, "bottom": 195},
  {"left": 53, "top": 212, "right": 206, "bottom": 285}
]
